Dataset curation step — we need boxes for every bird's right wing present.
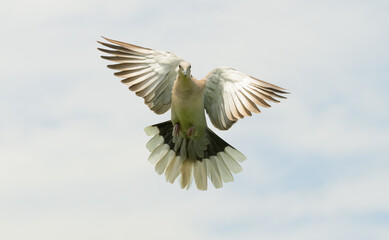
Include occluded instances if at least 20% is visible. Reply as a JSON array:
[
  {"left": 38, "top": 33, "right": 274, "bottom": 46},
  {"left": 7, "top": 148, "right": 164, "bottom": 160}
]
[{"left": 98, "top": 37, "right": 184, "bottom": 114}]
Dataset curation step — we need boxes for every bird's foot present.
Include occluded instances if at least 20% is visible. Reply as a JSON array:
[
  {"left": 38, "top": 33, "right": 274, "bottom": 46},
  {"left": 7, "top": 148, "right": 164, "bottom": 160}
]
[
  {"left": 186, "top": 126, "right": 195, "bottom": 138},
  {"left": 173, "top": 123, "right": 180, "bottom": 137}
]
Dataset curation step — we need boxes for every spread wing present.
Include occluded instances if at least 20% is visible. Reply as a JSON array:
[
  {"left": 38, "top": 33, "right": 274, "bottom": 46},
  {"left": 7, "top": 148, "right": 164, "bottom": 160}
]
[
  {"left": 203, "top": 67, "right": 288, "bottom": 130},
  {"left": 98, "top": 37, "right": 184, "bottom": 114}
]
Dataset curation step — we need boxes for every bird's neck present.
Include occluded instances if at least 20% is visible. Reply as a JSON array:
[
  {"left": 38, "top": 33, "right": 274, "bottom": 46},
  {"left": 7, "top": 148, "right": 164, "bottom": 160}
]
[{"left": 176, "top": 75, "right": 195, "bottom": 91}]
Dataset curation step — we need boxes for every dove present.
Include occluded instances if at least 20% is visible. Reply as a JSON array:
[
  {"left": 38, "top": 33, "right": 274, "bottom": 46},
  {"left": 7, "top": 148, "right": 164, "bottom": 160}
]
[{"left": 98, "top": 37, "right": 288, "bottom": 190}]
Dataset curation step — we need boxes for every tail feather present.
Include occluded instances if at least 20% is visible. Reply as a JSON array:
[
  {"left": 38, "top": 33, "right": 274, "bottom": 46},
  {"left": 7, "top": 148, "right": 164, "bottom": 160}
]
[
  {"left": 205, "top": 158, "right": 223, "bottom": 189},
  {"left": 165, "top": 156, "right": 182, "bottom": 183},
  {"left": 155, "top": 150, "right": 174, "bottom": 175},
  {"left": 218, "top": 152, "right": 243, "bottom": 174},
  {"left": 180, "top": 160, "right": 193, "bottom": 189},
  {"left": 212, "top": 155, "right": 234, "bottom": 183},
  {"left": 144, "top": 120, "right": 246, "bottom": 190},
  {"left": 146, "top": 135, "right": 164, "bottom": 152},
  {"left": 193, "top": 161, "right": 207, "bottom": 190},
  {"left": 148, "top": 144, "right": 169, "bottom": 164}
]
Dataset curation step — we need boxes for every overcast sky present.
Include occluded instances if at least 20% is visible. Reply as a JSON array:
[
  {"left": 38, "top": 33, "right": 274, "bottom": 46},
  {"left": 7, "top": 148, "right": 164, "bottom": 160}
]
[{"left": 1, "top": 0, "right": 388, "bottom": 239}]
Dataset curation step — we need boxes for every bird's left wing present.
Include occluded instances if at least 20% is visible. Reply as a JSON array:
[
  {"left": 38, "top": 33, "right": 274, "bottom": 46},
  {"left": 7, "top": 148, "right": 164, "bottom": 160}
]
[
  {"left": 203, "top": 67, "right": 288, "bottom": 130},
  {"left": 98, "top": 37, "right": 184, "bottom": 114}
]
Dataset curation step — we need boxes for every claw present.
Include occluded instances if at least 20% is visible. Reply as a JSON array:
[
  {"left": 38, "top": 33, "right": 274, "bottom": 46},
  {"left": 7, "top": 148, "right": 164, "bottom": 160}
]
[
  {"left": 186, "top": 126, "right": 195, "bottom": 137},
  {"left": 173, "top": 123, "right": 180, "bottom": 137}
]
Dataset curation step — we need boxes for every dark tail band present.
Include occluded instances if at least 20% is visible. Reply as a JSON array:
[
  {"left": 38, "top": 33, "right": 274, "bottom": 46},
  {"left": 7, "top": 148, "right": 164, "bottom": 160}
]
[{"left": 144, "top": 121, "right": 246, "bottom": 190}]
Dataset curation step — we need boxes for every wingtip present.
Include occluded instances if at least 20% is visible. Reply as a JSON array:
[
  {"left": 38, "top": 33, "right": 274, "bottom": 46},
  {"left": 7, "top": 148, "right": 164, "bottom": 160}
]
[
  {"left": 97, "top": 36, "right": 111, "bottom": 46},
  {"left": 275, "top": 88, "right": 290, "bottom": 94},
  {"left": 98, "top": 36, "right": 108, "bottom": 43},
  {"left": 100, "top": 36, "right": 115, "bottom": 44}
]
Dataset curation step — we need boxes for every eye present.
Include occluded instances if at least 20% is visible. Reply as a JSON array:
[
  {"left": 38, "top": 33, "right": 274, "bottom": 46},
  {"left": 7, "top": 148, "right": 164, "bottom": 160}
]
[
  {"left": 179, "top": 65, "right": 182, "bottom": 69},
  {"left": 189, "top": 65, "right": 191, "bottom": 69}
]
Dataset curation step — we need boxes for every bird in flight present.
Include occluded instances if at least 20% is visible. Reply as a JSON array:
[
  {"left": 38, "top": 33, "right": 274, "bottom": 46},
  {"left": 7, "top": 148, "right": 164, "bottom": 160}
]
[{"left": 98, "top": 37, "right": 288, "bottom": 190}]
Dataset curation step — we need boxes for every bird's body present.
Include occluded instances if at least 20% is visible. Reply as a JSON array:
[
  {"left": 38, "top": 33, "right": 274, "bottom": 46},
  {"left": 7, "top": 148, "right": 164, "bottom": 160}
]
[
  {"left": 98, "top": 37, "right": 288, "bottom": 190},
  {"left": 171, "top": 73, "right": 206, "bottom": 138}
]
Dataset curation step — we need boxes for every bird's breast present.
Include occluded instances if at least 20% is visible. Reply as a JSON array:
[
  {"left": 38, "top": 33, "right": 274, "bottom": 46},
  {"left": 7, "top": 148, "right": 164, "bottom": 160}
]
[{"left": 171, "top": 86, "right": 206, "bottom": 134}]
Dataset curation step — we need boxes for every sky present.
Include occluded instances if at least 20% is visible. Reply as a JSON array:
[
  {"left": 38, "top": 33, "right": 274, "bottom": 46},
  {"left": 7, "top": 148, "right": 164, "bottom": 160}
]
[{"left": 1, "top": 0, "right": 388, "bottom": 239}]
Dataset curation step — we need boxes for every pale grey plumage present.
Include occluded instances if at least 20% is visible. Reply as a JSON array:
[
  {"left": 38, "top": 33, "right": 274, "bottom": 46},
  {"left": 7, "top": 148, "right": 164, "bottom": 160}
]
[{"left": 98, "top": 37, "right": 288, "bottom": 190}]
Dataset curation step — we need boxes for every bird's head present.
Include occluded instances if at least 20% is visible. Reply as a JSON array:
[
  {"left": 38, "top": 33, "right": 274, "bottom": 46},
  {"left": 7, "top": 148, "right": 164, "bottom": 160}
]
[{"left": 177, "top": 61, "right": 192, "bottom": 79}]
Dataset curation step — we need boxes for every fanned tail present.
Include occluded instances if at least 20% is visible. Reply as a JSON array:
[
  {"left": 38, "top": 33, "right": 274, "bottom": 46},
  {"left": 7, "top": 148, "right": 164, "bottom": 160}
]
[{"left": 144, "top": 121, "right": 246, "bottom": 190}]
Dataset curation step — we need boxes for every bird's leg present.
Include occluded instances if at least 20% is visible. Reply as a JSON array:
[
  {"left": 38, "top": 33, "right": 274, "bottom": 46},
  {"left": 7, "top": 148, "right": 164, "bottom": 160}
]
[
  {"left": 186, "top": 126, "right": 195, "bottom": 138},
  {"left": 173, "top": 123, "right": 180, "bottom": 137}
]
